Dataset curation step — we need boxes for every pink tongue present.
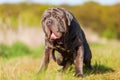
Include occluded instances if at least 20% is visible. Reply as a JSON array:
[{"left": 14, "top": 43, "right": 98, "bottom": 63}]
[{"left": 51, "top": 33, "right": 59, "bottom": 39}]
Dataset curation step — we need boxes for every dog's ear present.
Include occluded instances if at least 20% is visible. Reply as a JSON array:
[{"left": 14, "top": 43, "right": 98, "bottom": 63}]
[
  {"left": 65, "top": 11, "right": 73, "bottom": 26},
  {"left": 57, "top": 8, "right": 73, "bottom": 26}
]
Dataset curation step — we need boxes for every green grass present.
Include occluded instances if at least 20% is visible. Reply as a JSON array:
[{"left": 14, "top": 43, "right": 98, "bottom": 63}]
[
  {"left": 0, "top": 41, "right": 120, "bottom": 80},
  {"left": 0, "top": 42, "right": 44, "bottom": 59},
  {"left": 0, "top": 42, "right": 32, "bottom": 58}
]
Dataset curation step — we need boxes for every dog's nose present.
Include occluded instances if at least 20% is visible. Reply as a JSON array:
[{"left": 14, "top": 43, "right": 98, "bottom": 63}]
[{"left": 46, "top": 19, "right": 53, "bottom": 26}]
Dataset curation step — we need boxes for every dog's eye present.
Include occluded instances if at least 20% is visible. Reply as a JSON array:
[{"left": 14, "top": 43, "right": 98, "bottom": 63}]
[{"left": 43, "top": 15, "right": 51, "bottom": 20}]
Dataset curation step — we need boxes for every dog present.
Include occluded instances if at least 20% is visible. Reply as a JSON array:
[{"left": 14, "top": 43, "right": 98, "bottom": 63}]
[{"left": 38, "top": 8, "right": 92, "bottom": 77}]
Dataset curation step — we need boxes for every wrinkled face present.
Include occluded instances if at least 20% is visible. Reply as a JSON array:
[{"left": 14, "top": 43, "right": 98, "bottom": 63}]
[{"left": 42, "top": 8, "right": 72, "bottom": 40}]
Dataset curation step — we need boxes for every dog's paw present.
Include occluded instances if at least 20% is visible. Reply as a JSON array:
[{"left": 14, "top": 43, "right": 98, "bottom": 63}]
[
  {"left": 57, "top": 68, "right": 64, "bottom": 72},
  {"left": 73, "top": 73, "right": 84, "bottom": 78}
]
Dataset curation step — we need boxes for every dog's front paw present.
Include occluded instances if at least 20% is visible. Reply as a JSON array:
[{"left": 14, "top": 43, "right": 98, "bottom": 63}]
[
  {"left": 57, "top": 68, "right": 64, "bottom": 72},
  {"left": 73, "top": 73, "right": 84, "bottom": 78}
]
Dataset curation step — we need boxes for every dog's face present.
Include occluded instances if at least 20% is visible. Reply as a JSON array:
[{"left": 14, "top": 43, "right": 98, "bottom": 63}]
[{"left": 42, "top": 8, "right": 73, "bottom": 40}]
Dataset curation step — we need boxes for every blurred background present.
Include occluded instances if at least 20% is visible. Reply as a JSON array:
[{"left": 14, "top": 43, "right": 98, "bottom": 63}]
[
  {"left": 0, "top": 0, "right": 120, "bottom": 80},
  {"left": 0, "top": 0, "right": 120, "bottom": 57},
  {"left": 0, "top": 0, "right": 120, "bottom": 47}
]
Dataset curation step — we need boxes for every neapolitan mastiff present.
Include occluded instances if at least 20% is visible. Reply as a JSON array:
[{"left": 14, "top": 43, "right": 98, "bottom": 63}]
[{"left": 38, "top": 8, "right": 92, "bottom": 77}]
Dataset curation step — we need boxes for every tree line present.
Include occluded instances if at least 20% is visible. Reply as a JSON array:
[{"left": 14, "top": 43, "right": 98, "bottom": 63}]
[{"left": 0, "top": 2, "right": 120, "bottom": 39}]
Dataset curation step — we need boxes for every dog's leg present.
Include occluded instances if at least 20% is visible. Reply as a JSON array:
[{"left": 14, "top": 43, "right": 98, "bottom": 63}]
[
  {"left": 84, "top": 42, "right": 92, "bottom": 69},
  {"left": 38, "top": 46, "right": 52, "bottom": 73},
  {"left": 56, "top": 53, "right": 71, "bottom": 72},
  {"left": 74, "top": 45, "right": 84, "bottom": 77},
  {"left": 58, "top": 61, "right": 71, "bottom": 72},
  {"left": 62, "top": 61, "right": 71, "bottom": 72},
  {"left": 56, "top": 52, "right": 63, "bottom": 65},
  {"left": 84, "top": 60, "right": 92, "bottom": 69}
]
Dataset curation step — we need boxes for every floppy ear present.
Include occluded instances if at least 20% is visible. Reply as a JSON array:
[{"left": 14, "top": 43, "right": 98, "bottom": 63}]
[
  {"left": 65, "top": 11, "right": 73, "bottom": 26},
  {"left": 41, "top": 17, "right": 51, "bottom": 38},
  {"left": 57, "top": 8, "right": 73, "bottom": 26}
]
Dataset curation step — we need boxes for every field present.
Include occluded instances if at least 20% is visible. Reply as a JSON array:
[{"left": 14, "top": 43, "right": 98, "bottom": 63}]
[
  {"left": 0, "top": 41, "right": 120, "bottom": 80},
  {"left": 0, "top": 1, "right": 120, "bottom": 80}
]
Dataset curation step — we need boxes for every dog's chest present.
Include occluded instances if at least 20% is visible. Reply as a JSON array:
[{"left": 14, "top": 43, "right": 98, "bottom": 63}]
[
  {"left": 54, "top": 44, "right": 73, "bottom": 54},
  {"left": 47, "top": 39, "right": 74, "bottom": 54}
]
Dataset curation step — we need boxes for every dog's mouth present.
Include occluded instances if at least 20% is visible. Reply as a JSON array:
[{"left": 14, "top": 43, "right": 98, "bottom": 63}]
[
  {"left": 50, "top": 32, "right": 64, "bottom": 45},
  {"left": 48, "top": 26, "right": 62, "bottom": 40},
  {"left": 50, "top": 33, "right": 60, "bottom": 39}
]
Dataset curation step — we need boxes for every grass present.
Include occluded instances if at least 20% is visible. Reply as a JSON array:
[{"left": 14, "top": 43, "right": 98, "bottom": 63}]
[
  {"left": 0, "top": 42, "right": 31, "bottom": 58},
  {"left": 0, "top": 41, "right": 120, "bottom": 80}
]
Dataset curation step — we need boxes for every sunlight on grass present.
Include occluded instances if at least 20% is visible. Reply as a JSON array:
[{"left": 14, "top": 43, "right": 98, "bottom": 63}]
[{"left": 0, "top": 41, "right": 120, "bottom": 80}]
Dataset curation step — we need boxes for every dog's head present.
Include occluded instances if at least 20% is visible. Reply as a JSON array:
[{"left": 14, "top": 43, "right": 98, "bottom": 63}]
[{"left": 42, "top": 8, "right": 73, "bottom": 40}]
